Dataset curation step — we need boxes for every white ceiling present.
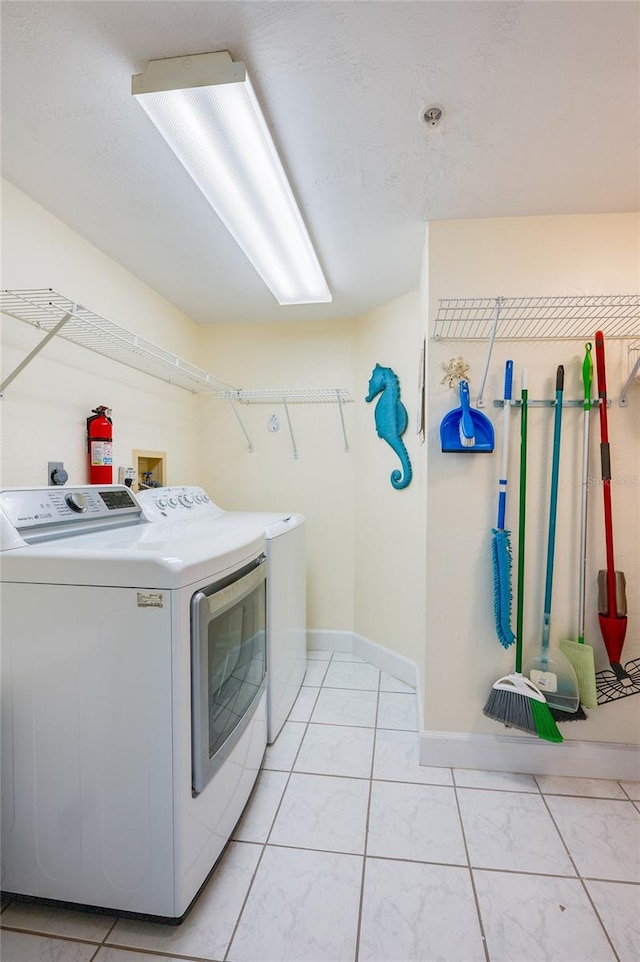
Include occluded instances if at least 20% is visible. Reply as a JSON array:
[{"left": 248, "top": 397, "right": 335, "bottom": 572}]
[{"left": 1, "top": 1, "right": 638, "bottom": 324}]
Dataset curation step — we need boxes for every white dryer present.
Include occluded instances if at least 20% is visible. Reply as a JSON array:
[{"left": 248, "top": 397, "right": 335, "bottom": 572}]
[
  {"left": 0, "top": 485, "right": 268, "bottom": 921},
  {"left": 137, "top": 487, "right": 307, "bottom": 743}
]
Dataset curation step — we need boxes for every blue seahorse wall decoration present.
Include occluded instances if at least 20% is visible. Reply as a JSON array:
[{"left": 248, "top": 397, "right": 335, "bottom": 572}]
[{"left": 365, "top": 363, "right": 412, "bottom": 490}]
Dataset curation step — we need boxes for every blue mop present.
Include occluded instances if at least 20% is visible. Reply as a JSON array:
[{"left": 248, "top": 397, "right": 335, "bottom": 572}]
[{"left": 491, "top": 360, "right": 515, "bottom": 648}]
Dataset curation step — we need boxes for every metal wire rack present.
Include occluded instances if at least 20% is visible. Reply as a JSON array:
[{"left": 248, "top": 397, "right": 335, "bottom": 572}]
[
  {"left": 432, "top": 295, "right": 640, "bottom": 341},
  {"left": 0, "top": 289, "right": 237, "bottom": 395},
  {"left": 0, "top": 289, "right": 354, "bottom": 406},
  {"left": 227, "top": 388, "right": 353, "bottom": 404}
]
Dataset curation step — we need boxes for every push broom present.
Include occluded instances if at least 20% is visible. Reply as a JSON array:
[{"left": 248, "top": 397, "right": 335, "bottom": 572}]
[{"left": 483, "top": 370, "right": 563, "bottom": 743}]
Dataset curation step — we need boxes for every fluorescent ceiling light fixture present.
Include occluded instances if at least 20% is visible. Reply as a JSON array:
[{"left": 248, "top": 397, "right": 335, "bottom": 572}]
[{"left": 132, "top": 51, "right": 331, "bottom": 306}]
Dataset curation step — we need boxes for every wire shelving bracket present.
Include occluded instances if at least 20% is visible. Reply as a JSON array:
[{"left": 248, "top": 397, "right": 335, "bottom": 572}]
[{"left": 619, "top": 340, "right": 640, "bottom": 408}]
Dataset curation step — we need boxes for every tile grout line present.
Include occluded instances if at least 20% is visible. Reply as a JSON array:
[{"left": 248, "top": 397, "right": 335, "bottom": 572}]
[
  {"left": 103, "top": 943, "right": 203, "bottom": 962},
  {"left": 452, "top": 772, "right": 492, "bottom": 962},
  {"left": 0, "top": 927, "right": 103, "bottom": 947},
  {"left": 0, "top": 928, "right": 202, "bottom": 962},
  {"left": 222, "top": 652, "right": 332, "bottom": 962},
  {"left": 100, "top": 913, "right": 120, "bottom": 949},
  {"left": 3, "top": 652, "right": 635, "bottom": 961},
  {"left": 537, "top": 788, "right": 624, "bottom": 962},
  {"left": 353, "top": 662, "right": 381, "bottom": 962},
  {"left": 97, "top": 941, "right": 202, "bottom": 962},
  {"left": 617, "top": 778, "right": 640, "bottom": 803}
]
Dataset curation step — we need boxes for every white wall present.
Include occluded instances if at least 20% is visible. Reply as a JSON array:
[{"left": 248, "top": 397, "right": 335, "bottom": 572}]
[
  {"left": 425, "top": 214, "right": 640, "bottom": 746},
  {"left": 196, "top": 320, "right": 358, "bottom": 632},
  {"left": 0, "top": 181, "right": 200, "bottom": 487},
  {"left": 196, "top": 292, "right": 427, "bottom": 654},
  {"left": 354, "top": 291, "right": 427, "bottom": 679},
  {"left": 3, "top": 180, "right": 637, "bottom": 755}
]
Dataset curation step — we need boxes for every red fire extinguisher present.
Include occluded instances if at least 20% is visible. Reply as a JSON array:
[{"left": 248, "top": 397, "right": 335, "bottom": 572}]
[{"left": 87, "top": 406, "right": 113, "bottom": 484}]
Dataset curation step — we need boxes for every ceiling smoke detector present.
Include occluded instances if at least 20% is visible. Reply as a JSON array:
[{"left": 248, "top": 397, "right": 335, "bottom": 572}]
[{"left": 421, "top": 106, "right": 443, "bottom": 127}]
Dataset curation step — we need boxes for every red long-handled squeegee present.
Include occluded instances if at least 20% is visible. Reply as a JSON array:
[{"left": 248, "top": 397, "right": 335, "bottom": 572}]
[{"left": 595, "top": 331, "right": 628, "bottom": 668}]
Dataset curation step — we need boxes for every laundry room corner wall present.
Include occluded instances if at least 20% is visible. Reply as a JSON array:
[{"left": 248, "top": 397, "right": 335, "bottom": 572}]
[
  {"left": 424, "top": 213, "right": 640, "bottom": 753},
  {"left": 196, "top": 319, "right": 358, "bottom": 632},
  {"left": 353, "top": 290, "right": 427, "bottom": 681},
  {"left": 0, "top": 181, "right": 200, "bottom": 487}
]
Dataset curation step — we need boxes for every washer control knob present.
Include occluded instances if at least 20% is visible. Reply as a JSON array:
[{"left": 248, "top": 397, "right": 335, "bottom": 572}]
[
  {"left": 65, "top": 492, "right": 87, "bottom": 513},
  {"left": 167, "top": 497, "right": 179, "bottom": 508},
  {"left": 202, "top": 494, "right": 210, "bottom": 502},
  {"left": 180, "top": 494, "right": 194, "bottom": 507},
  {"left": 156, "top": 498, "right": 167, "bottom": 509}
]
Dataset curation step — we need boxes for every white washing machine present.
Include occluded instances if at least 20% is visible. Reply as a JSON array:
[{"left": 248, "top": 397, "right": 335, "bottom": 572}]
[
  {"left": 0, "top": 485, "right": 268, "bottom": 921},
  {"left": 137, "top": 487, "right": 306, "bottom": 743}
]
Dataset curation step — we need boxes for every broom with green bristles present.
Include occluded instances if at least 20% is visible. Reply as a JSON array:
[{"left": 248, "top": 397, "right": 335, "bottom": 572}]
[{"left": 483, "top": 370, "right": 563, "bottom": 743}]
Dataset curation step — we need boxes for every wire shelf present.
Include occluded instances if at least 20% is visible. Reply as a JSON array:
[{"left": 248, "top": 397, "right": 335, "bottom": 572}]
[
  {"left": 433, "top": 295, "right": 640, "bottom": 340},
  {"left": 0, "top": 289, "right": 353, "bottom": 405},
  {"left": 1, "top": 289, "right": 237, "bottom": 395},
  {"left": 226, "top": 388, "right": 354, "bottom": 405}
]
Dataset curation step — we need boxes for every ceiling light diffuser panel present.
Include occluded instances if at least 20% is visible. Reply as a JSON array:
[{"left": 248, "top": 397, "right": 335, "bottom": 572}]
[{"left": 132, "top": 51, "right": 331, "bottom": 305}]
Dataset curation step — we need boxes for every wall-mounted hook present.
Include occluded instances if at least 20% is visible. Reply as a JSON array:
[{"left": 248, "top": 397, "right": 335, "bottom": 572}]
[{"left": 440, "top": 357, "right": 470, "bottom": 389}]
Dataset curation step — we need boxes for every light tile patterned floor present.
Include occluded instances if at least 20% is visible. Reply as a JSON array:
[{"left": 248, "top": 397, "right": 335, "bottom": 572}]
[{"left": 1, "top": 650, "right": 639, "bottom": 962}]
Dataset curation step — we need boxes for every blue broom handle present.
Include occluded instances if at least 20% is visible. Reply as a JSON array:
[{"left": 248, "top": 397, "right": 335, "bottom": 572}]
[
  {"left": 542, "top": 365, "right": 564, "bottom": 659},
  {"left": 496, "top": 360, "right": 514, "bottom": 530}
]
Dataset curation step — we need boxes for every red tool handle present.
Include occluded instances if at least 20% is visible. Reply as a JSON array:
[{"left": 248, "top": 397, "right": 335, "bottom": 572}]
[{"left": 595, "top": 331, "right": 617, "bottom": 615}]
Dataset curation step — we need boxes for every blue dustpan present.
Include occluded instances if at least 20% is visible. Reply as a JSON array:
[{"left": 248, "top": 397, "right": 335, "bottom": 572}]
[{"left": 440, "top": 380, "right": 495, "bottom": 453}]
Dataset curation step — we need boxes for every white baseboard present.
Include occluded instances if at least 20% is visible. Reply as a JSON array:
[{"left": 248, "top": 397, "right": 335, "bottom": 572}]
[
  {"left": 306, "top": 629, "right": 353, "bottom": 653},
  {"left": 351, "top": 633, "right": 420, "bottom": 690},
  {"left": 419, "top": 730, "right": 640, "bottom": 781},
  {"left": 307, "top": 629, "right": 639, "bottom": 780},
  {"left": 307, "top": 629, "right": 419, "bottom": 688},
  {"left": 306, "top": 629, "right": 424, "bottom": 728}
]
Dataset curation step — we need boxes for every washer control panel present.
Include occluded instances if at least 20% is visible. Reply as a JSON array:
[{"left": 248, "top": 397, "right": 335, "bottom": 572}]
[
  {"left": 0, "top": 485, "right": 141, "bottom": 536},
  {"left": 137, "top": 485, "right": 223, "bottom": 521}
]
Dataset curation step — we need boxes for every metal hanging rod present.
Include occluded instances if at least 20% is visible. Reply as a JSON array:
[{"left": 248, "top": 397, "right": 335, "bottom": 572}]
[
  {"left": 433, "top": 294, "right": 640, "bottom": 341},
  {"left": 493, "top": 399, "right": 610, "bottom": 408}
]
